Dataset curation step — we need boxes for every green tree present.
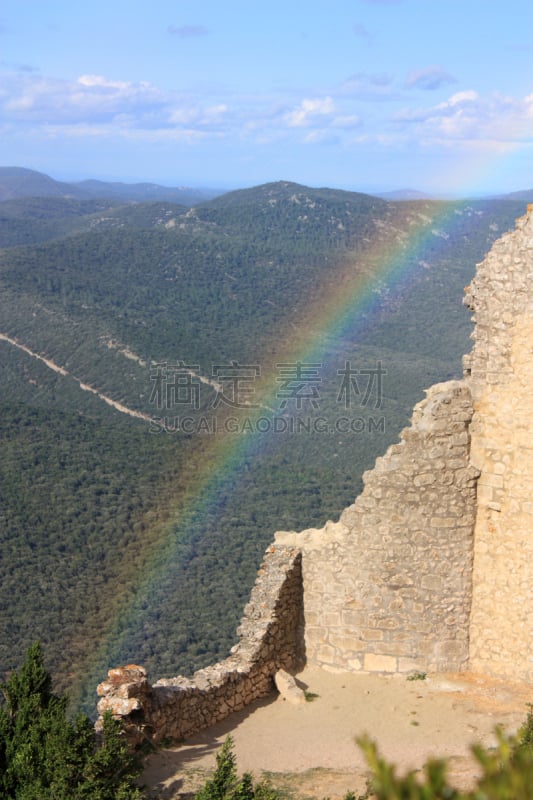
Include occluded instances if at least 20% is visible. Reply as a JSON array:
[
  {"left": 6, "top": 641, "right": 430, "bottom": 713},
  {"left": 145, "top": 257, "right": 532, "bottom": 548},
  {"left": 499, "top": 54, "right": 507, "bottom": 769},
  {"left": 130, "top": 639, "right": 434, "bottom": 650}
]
[
  {"left": 517, "top": 703, "right": 533, "bottom": 751},
  {"left": 194, "top": 736, "right": 280, "bottom": 800},
  {"left": 357, "top": 716, "right": 533, "bottom": 800},
  {"left": 0, "top": 642, "right": 143, "bottom": 799}
]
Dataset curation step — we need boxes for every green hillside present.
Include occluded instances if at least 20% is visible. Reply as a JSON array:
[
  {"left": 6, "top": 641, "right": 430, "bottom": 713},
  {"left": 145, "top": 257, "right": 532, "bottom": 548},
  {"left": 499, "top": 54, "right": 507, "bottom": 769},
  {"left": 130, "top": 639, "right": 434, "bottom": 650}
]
[
  {"left": 0, "top": 180, "right": 526, "bottom": 713},
  {"left": 0, "top": 166, "right": 222, "bottom": 205}
]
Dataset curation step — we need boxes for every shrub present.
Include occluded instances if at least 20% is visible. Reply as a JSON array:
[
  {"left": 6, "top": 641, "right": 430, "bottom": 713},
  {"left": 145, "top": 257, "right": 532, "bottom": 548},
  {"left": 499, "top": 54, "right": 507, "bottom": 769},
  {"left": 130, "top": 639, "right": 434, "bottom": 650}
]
[
  {"left": 357, "top": 712, "right": 533, "bottom": 800},
  {"left": 0, "top": 642, "right": 143, "bottom": 799},
  {"left": 194, "top": 736, "right": 280, "bottom": 800},
  {"left": 517, "top": 703, "right": 533, "bottom": 750}
]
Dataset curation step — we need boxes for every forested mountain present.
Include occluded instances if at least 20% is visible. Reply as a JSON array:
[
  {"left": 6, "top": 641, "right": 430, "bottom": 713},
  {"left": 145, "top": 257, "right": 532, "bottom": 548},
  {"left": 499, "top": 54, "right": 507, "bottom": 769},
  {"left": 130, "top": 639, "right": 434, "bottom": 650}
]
[
  {"left": 499, "top": 187, "right": 533, "bottom": 202},
  {"left": 0, "top": 176, "right": 527, "bottom": 714},
  {"left": 0, "top": 166, "right": 222, "bottom": 205}
]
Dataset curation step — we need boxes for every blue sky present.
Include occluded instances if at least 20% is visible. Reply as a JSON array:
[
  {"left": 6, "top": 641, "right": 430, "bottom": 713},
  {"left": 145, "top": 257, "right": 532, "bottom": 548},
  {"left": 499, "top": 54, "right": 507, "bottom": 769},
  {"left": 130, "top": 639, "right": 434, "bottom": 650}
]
[{"left": 1, "top": 0, "right": 532, "bottom": 195}]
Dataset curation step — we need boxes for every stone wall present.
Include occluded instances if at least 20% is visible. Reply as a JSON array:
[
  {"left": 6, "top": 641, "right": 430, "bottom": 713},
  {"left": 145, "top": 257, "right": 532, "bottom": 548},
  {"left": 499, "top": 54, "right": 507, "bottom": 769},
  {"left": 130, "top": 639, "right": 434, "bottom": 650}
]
[
  {"left": 464, "top": 205, "right": 533, "bottom": 682},
  {"left": 276, "top": 380, "right": 479, "bottom": 674},
  {"left": 96, "top": 545, "right": 303, "bottom": 746}
]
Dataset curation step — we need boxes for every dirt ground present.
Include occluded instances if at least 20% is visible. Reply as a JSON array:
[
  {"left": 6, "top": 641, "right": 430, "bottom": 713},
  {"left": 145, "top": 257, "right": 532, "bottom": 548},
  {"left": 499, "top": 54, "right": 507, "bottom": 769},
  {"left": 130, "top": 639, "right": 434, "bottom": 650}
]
[{"left": 140, "top": 666, "right": 532, "bottom": 799}]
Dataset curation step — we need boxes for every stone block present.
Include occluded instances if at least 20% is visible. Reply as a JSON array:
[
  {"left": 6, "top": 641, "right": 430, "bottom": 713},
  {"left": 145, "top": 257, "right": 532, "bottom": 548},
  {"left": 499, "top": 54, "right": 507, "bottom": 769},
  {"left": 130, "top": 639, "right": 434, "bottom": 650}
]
[
  {"left": 329, "top": 633, "right": 364, "bottom": 651},
  {"left": 480, "top": 463, "right": 508, "bottom": 486},
  {"left": 476, "top": 484, "right": 495, "bottom": 503},
  {"left": 421, "top": 575, "right": 444, "bottom": 590},
  {"left": 322, "top": 612, "right": 343, "bottom": 626},
  {"left": 274, "top": 669, "right": 306, "bottom": 705},
  {"left": 413, "top": 473, "right": 436, "bottom": 487},
  {"left": 430, "top": 517, "right": 457, "bottom": 528},
  {"left": 360, "top": 628, "right": 384, "bottom": 641},
  {"left": 107, "top": 665, "right": 147, "bottom": 685},
  {"left": 305, "top": 627, "right": 328, "bottom": 644},
  {"left": 363, "top": 653, "right": 397, "bottom": 672},
  {"left": 341, "top": 610, "right": 366, "bottom": 627},
  {"left": 317, "top": 644, "right": 336, "bottom": 663},
  {"left": 97, "top": 695, "right": 141, "bottom": 716}
]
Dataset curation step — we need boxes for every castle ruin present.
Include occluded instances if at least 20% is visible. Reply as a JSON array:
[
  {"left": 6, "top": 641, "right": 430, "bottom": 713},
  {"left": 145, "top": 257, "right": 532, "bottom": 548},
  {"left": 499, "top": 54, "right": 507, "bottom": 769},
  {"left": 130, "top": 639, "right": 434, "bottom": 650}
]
[{"left": 97, "top": 207, "right": 533, "bottom": 746}]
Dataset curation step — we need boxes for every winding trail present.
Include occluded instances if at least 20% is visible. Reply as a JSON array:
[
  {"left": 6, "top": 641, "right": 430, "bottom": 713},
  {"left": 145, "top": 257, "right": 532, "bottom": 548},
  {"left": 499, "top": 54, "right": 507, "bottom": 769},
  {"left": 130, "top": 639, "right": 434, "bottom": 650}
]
[
  {"left": 1, "top": 331, "right": 284, "bottom": 422},
  {"left": 0, "top": 332, "right": 153, "bottom": 422}
]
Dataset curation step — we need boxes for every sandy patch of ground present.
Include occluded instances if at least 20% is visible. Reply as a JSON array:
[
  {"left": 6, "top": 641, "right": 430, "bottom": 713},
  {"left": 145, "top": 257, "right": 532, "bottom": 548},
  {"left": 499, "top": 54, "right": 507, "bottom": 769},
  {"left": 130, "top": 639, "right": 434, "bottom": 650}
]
[{"left": 140, "top": 667, "right": 532, "bottom": 799}]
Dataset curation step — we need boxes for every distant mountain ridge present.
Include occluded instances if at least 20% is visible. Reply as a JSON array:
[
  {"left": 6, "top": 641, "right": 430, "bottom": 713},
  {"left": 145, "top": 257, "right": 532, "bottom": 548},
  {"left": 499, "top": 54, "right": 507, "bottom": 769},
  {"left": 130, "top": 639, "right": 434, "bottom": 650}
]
[
  {"left": 202, "top": 179, "right": 380, "bottom": 206},
  {"left": 2, "top": 167, "right": 532, "bottom": 206},
  {"left": 0, "top": 167, "right": 77, "bottom": 202},
  {"left": 375, "top": 188, "right": 435, "bottom": 201},
  {"left": 0, "top": 166, "right": 223, "bottom": 205},
  {"left": 495, "top": 188, "right": 533, "bottom": 202}
]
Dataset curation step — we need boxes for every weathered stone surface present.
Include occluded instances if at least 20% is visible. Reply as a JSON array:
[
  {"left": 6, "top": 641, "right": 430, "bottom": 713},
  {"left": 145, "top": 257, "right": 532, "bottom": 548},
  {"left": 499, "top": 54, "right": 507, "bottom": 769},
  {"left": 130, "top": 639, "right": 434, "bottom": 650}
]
[
  {"left": 274, "top": 669, "right": 306, "bottom": 704},
  {"left": 95, "top": 547, "right": 304, "bottom": 745},
  {"left": 277, "top": 380, "right": 477, "bottom": 674},
  {"left": 97, "top": 696, "right": 142, "bottom": 716},
  {"left": 364, "top": 653, "right": 397, "bottom": 672},
  {"left": 465, "top": 206, "right": 533, "bottom": 683}
]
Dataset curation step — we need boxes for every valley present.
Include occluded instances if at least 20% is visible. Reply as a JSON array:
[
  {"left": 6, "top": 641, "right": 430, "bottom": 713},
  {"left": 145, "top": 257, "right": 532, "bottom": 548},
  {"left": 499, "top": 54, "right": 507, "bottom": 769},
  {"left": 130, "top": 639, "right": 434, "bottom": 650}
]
[{"left": 0, "top": 168, "right": 526, "bottom": 714}]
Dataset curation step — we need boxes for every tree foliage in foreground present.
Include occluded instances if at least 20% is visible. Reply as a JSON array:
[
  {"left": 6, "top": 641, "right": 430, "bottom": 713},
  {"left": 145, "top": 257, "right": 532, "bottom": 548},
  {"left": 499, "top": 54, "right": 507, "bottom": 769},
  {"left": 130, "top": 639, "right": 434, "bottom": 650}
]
[
  {"left": 2, "top": 645, "right": 532, "bottom": 800},
  {"left": 0, "top": 643, "right": 143, "bottom": 799},
  {"left": 197, "top": 710, "right": 533, "bottom": 800},
  {"left": 357, "top": 705, "right": 533, "bottom": 800},
  {"left": 194, "top": 736, "right": 280, "bottom": 800}
]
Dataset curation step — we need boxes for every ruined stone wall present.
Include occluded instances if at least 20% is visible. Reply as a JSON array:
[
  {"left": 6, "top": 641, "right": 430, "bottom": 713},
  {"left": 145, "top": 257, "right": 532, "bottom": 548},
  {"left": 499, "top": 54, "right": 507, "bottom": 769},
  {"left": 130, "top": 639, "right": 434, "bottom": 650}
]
[
  {"left": 96, "top": 546, "right": 303, "bottom": 746},
  {"left": 276, "top": 380, "right": 479, "bottom": 674},
  {"left": 464, "top": 206, "right": 533, "bottom": 682},
  {"left": 271, "top": 207, "right": 532, "bottom": 682}
]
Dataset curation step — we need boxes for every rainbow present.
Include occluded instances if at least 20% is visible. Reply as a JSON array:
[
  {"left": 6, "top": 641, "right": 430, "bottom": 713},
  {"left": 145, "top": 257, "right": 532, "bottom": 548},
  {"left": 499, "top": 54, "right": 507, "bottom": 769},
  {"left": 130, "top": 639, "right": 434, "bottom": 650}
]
[{"left": 77, "top": 195, "right": 501, "bottom": 708}]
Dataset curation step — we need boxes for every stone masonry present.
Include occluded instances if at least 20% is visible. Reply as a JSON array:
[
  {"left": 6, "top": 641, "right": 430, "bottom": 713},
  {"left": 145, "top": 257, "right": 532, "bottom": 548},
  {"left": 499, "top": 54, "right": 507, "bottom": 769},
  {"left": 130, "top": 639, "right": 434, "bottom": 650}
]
[
  {"left": 276, "top": 380, "right": 479, "bottom": 674},
  {"left": 97, "top": 207, "right": 533, "bottom": 745},
  {"left": 97, "top": 546, "right": 303, "bottom": 746},
  {"left": 464, "top": 205, "right": 533, "bottom": 682}
]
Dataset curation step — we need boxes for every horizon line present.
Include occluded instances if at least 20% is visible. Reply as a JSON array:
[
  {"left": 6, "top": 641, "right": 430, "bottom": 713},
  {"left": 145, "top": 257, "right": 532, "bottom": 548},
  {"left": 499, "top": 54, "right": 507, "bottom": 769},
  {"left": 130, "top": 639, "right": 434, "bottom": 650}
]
[{"left": 0, "top": 164, "right": 531, "bottom": 202}]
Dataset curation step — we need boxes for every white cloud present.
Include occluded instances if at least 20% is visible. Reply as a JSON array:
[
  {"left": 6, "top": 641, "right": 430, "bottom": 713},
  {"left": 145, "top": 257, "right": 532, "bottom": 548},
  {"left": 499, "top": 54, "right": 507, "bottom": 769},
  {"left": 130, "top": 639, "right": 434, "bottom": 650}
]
[
  {"left": 441, "top": 90, "right": 479, "bottom": 107},
  {"left": 394, "top": 90, "right": 479, "bottom": 123},
  {"left": 77, "top": 75, "right": 132, "bottom": 90},
  {"left": 393, "top": 89, "right": 533, "bottom": 146},
  {"left": 282, "top": 97, "right": 363, "bottom": 138},
  {"left": 0, "top": 72, "right": 233, "bottom": 136},
  {"left": 285, "top": 96, "right": 335, "bottom": 127},
  {"left": 1, "top": 73, "right": 167, "bottom": 124},
  {"left": 1, "top": 68, "right": 531, "bottom": 158},
  {"left": 168, "top": 103, "right": 228, "bottom": 127},
  {"left": 40, "top": 122, "right": 215, "bottom": 144}
]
